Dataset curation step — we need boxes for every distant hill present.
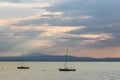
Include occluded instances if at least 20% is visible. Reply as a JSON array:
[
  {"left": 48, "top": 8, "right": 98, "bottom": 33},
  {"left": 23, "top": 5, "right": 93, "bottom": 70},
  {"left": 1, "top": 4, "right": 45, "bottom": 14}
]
[
  {"left": 24, "top": 52, "right": 51, "bottom": 57},
  {"left": 0, "top": 52, "right": 120, "bottom": 61}
]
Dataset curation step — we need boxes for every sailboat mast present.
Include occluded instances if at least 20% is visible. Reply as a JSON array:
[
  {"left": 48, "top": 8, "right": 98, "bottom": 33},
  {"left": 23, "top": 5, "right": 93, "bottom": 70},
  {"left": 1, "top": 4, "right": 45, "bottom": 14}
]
[
  {"left": 21, "top": 51, "right": 24, "bottom": 66},
  {"left": 64, "top": 48, "right": 68, "bottom": 68}
]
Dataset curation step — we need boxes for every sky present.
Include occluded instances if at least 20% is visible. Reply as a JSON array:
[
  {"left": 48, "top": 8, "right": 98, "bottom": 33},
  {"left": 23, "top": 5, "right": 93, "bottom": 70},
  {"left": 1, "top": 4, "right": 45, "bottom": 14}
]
[{"left": 0, "top": 0, "right": 120, "bottom": 58}]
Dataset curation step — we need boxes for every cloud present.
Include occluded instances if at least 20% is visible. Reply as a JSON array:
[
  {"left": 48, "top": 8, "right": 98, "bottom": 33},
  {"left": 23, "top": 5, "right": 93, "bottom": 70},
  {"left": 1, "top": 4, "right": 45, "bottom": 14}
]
[
  {"left": 45, "top": 0, "right": 120, "bottom": 49},
  {"left": 40, "top": 25, "right": 85, "bottom": 37},
  {"left": 79, "top": 33, "right": 113, "bottom": 40},
  {"left": 0, "top": 23, "right": 84, "bottom": 38},
  {"left": 0, "top": 9, "right": 64, "bottom": 26},
  {"left": 0, "top": 0, "right": 22, "bottom": 3},
  {"left": 0, "top": 20, "right": 84, "bottom": 55},
  {"left": 46, "top": 0, "right": 120, "bottom": 26},
  {"left": 0, "top": 0, "right": 56, "bottom": 19},
  {"left": 0, "top": 0, "right": 120, "bottom": 57},
  {"left": 25, "top": 40, "right": 54, "bottom": 47},
  {"left": 0, "top": 2, "right": 54, "bottom": 8}
]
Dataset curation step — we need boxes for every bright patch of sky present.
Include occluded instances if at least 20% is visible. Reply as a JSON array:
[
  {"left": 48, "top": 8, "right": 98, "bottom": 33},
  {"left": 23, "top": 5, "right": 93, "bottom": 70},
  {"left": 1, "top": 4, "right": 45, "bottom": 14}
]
[{"left": 0, "top": 0, "right": 55, "bottom": 19}]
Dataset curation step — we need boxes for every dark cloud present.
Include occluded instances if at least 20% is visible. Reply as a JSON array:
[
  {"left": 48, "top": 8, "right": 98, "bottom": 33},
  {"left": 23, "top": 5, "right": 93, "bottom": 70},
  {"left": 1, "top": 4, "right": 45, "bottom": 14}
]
[
  {"left": 46, "top": 0, "right": 120, "bottom": 26},
  {"left": 66, "top": 25, "right": 120, "bottom": 48},
  {"left": 11, "top": 0, "right": 120, "bottom": 49},
  {"left": 1, "top": 0, "right": 120, "bottom": 56},
  {"left": 13, "top": 29, "right": 44, "bottom": 38},
  {"left": 0, "top": 38, "right": 25, "bottom": 52},
  {"left": 14, "top": 17, "right": 84, "bottom": 26},
  {"left": 14, "top": 0, "right": 120, "bottom": 27},
  {"left": 48, "top": 0, "right": 120, "bottom": 48},
  {"left": 0, "top": 27, "right": 45, "bottom": 52}
]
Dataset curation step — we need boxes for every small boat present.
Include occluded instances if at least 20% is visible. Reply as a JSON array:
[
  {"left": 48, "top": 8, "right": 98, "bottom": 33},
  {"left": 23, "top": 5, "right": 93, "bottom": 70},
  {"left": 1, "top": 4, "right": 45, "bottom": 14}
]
[
  {"left": 59, "top": 68, "right": 76, "bottom": 71},
  {"left": 17, "top": 52, "right": 30, "bottom": 69},
  {"left": 59, "top": 48, "right": 76, "bottom": 71},
  {"left": 17, "top": 66, "right": 30, "bottom": 69}
]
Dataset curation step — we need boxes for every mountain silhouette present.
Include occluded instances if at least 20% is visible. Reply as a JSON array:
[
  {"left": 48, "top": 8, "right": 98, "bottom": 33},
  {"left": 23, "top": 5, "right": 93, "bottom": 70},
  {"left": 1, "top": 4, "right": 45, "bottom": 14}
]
[
  {"left": 0, "top": 52, "right": 120, "bottom": 61},
  {"left": 24, "top": 52, "right": 51, "bottom": 57}
]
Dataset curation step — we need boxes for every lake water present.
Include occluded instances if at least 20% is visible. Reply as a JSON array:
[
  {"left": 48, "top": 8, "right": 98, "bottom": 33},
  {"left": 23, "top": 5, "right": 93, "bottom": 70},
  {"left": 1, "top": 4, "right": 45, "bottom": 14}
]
[{"left": 0, "top": 62, "right": 120, "bottom": 80}]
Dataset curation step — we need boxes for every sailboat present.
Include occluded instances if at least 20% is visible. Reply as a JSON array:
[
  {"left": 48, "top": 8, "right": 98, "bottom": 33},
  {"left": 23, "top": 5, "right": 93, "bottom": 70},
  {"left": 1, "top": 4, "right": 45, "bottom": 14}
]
[
  {"left": 17, "top": 52, "right": 30, "bottom": 69},
  {"left": 59, "top": 48, "right": 76, "bottom": 71}
]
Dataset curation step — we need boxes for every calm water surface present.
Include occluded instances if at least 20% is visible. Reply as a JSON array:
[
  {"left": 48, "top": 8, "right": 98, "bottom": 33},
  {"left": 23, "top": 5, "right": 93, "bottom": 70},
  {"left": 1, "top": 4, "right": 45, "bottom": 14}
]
[{"left": 0, "top": 62, "right": 120, "bottom": 80}]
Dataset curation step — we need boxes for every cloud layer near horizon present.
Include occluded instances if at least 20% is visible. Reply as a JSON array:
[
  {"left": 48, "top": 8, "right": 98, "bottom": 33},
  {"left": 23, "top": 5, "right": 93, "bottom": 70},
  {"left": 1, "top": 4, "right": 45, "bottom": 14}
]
[{"left": 0, "top": 0, "right": 120, "bottom": 57}]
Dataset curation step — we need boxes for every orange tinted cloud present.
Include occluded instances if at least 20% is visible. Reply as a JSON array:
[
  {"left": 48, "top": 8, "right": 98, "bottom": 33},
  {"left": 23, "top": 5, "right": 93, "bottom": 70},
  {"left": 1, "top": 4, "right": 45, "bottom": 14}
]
[{"left": 75, "top": 47, "right": 120, "bottom": 58}]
